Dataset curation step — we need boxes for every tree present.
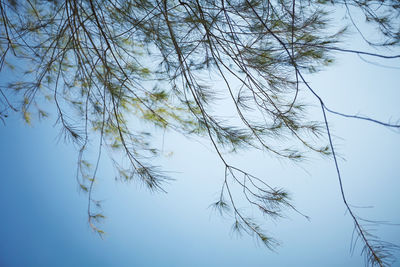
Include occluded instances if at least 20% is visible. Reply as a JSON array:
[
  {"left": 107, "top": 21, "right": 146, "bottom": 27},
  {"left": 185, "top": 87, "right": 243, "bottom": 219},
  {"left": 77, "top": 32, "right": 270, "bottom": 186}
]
[{"left": 0, "top": 0, "right": 399, "bottom": 265}]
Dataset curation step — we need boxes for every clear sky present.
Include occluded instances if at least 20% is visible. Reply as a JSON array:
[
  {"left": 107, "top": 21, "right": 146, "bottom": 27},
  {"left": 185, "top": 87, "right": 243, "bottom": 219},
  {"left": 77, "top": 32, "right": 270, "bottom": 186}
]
[{"left": 1, "top": 12, "right": 400, "bottom": 267}]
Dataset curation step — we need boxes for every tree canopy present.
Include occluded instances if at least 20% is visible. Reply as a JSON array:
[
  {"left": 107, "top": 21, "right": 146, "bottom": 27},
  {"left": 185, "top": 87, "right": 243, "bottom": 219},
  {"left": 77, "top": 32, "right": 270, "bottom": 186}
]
[{"left": 0, "top": 0, "right": 399, "bottom": 265}]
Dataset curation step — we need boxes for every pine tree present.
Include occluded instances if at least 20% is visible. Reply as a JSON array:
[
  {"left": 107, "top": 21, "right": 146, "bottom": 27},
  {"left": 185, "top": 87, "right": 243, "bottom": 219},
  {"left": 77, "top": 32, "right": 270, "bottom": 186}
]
[{"left": 1, "top": 0, "right": 399, "bottom": 265}]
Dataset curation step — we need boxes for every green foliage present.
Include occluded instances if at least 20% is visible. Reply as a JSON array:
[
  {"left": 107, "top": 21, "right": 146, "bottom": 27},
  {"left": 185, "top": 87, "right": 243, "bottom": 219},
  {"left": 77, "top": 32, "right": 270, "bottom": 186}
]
[{"left": 0, "top": 0, "right": 399, "bottom": 265}]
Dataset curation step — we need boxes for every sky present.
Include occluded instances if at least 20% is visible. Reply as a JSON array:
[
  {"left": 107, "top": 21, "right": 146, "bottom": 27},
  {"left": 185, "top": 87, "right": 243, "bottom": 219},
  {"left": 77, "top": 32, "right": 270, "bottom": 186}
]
[{"left": 1, "top": 9, "right": 400, "bottom": 267}]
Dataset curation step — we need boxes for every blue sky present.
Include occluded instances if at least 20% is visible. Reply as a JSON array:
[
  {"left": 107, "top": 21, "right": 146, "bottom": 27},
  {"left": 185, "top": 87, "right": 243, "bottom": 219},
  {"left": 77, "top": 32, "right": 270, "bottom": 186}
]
[{"left": 1, "top": 13, "right": 400, "bottom": 267}]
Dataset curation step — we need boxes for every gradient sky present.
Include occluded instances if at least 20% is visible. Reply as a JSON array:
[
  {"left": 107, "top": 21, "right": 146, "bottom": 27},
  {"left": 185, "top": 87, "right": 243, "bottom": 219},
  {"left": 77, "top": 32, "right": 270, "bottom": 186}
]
[{"left": 1, "top": 14, "right": 400, "bottom": 267}]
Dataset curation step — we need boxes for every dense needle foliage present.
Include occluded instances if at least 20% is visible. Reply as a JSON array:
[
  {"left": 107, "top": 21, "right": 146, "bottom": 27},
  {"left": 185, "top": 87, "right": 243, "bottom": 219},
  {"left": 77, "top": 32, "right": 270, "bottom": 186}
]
[{"left": 0, "top": 0, "right": 399, "bottom": 265}]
